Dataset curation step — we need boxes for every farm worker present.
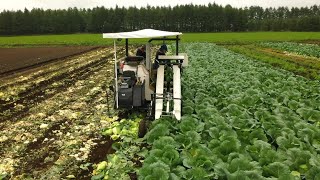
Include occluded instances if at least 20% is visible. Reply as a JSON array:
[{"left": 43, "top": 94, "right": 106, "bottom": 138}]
[
  {"left": 120, "top": 61, "right": 125, "bottom": 71},
  {"left": 136, "top": 45, "right": 146, "bottom": 59},
  {"left": 153, "top": 44, "right": 168, "bottom": 69}
]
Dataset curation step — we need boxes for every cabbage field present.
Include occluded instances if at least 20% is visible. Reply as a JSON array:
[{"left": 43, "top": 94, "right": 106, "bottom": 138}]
[
  {"left": 259, "top": 42, "right": 320, "bottom": 58},
  {"left": 92, "top": 43, "right": 320, "bottom": 180},
  {"left": 0, "top": 41, "right": 320, "bottom": 180},
  {"left": 227, "top": 42, "right": 320, "bottom": 80}
]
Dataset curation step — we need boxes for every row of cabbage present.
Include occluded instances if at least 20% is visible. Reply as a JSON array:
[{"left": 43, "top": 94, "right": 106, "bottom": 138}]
[
  {"left": 139, "top": 43, "right": 320, "bottom": 179},
  {"left": 259, "top": 42, "right": 320, "bottom": 58},
  {"left": 92, "top": 114, "right": 147, "bottom": 180}
]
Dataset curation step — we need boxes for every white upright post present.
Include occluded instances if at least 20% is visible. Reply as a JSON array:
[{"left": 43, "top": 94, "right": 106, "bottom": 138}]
[
  {"left": 155, "top": 65, "right": 165, "bottom": 119},
  {"left": 172, "top": 65, "right": 181, "bottom": 120}
]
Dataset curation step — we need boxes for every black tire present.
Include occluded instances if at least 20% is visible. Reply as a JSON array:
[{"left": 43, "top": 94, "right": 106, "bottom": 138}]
[{"left": 138, "top": 119, "right": 147, "bottom": 138}]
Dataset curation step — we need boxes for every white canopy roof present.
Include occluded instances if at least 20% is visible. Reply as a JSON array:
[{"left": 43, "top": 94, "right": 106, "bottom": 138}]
[{"left": 103, "top": 29, "right": 182, "bottom": 39}]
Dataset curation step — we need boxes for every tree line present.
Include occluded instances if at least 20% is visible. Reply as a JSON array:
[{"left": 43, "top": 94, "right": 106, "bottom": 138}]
[{"left": 0, "top": 3, "right": 319, "bottom": 35}]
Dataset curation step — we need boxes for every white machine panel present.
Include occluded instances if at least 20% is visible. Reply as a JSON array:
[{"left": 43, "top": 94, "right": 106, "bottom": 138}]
[
  {"left": 123, "top": 65, "right": 137, "bottom": 73},
  {"left": 179, "top": 53, "right": 188, "bottom": 67},
  {"left": 155, "top": 65, "right": 165, "bottom": 119},
  {"left": 158, "top": 55, "right": 185, "bottom": 60},
  {"left": 172, "top": 65, "right": 181, "bottom": 120},
  {"left": 137, "top": 65, "right": 153, "bottom": 100}
]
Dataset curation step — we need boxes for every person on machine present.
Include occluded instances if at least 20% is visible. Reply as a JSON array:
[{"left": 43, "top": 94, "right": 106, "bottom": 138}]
[
  {"left": 136, "top": 45, "right": 146, "bottom": 59},
  {"left": 153, "top": 44, "right": 168, "bottom": 69}
]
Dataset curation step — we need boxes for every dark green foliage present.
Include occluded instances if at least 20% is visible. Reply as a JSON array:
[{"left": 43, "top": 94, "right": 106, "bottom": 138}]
[
  {"left": 138, "top": 161, "right": 171, "bottom": 180},
  {"left": 137, "top": 43, "right": 320, "bottom": 180},
  {"left": 1, "top": 4, "right": 320, "bottom": 35},
  {"left": 262, "top": 162, "right": 290, "bottom": 178},
  {"left": 145, "top": 123, "right": 170, "bottom": 144}
]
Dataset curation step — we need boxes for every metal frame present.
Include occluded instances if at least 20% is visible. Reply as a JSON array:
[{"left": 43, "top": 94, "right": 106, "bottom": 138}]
[
  {"left": 113, "top": 40, "right": 119, "bottom": 108},
  {"left": 112, "top": 35, "right": 182, "bottom": 114},
  {"left": 148, "top": 35, "right": 180, "bottom": 55}
]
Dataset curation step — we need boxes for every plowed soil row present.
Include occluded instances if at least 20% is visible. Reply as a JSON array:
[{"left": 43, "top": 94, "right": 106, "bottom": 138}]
[
  {"left": 0, "top": 46, "right": 99, "bottom": 75},
  {"left": 0, "top": 52, "right": 113, "bottom": 123},
  {"left": 0, "top": 47, "right": 122, "bottom": 179}
]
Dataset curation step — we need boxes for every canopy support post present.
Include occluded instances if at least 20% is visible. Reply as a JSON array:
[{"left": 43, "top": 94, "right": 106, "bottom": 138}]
[
  {"left": 176, "top": 35, "right": 179, "bottom": 55},
  {"left": 125, "top": 38, "right": 128, "bottom": 56},
  {"left": 114, "top": 40, "right": 118, "bottom": 108}
]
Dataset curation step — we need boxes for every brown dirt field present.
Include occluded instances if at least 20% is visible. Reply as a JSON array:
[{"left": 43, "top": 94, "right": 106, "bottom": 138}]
[
  {"left": 0, "top": 48, "right": 118, "bottom": 179},
  {"left": 0, "top": 46, "right": 99, "bottom": 75}
]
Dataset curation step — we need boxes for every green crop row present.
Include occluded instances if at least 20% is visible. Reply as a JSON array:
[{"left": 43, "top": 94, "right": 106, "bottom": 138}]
[
  {"left": 226, "top": 45, "right": 320, "bottom": 80},
  {"left": 139, "top": 43, "right": 320, "bottom": 179},
  {"left": 1, "top": 32, "right": 320, "bottom": 47},
  {"left": 259, "top": 42, "right": 320, "bottom": 58},
  {"left": 91, "top": 43, "right": 320, "bottom": 180}
]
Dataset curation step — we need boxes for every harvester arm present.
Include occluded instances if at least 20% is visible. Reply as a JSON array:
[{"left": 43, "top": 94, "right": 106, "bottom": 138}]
[
  {"left": 172, "top": 65, "right": 181, "bottom": 120},
  {"left": 155, "top": 65, "right": 165, "bottom": 119}
]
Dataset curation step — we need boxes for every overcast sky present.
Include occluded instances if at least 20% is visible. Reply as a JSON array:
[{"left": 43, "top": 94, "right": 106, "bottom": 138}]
[{"left": 1, "top": 0, "right": 319, "bottom": 11}]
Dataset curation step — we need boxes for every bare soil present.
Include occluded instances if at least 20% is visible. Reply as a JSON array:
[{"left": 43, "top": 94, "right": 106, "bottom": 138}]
[
  {"left": 0, "top": 47, "right": 119, "bottom": 180},
  {"left": 0, "top": 46, "right": 99, "bottom": 75}
]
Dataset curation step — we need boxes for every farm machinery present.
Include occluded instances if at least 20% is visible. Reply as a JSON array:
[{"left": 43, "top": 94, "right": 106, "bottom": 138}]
[{"left": 103, "top": 29, "right": 188, "bottom": 123}]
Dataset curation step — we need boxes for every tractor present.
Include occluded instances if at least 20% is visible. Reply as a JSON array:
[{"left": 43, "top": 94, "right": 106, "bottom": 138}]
[{"left": 103, "top": 29, "right": 188, "bottom": 136}]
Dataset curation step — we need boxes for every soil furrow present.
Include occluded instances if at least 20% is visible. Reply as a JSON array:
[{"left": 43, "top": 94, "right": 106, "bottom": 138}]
[
  {"left": 0, "top": 46, "right": 101, "bottom": 77},
  {"left": 0, "top": 46, "right": 119, "bottom": 180},
  {"left": 0, "top": 47, "right": 112, "bottom": 90},
  {"left": 0, "top": 53, "right": 113, "bottom": 123}
]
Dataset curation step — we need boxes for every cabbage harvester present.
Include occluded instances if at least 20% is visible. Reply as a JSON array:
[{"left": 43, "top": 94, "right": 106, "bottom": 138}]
[{"left": 103, "top": 29, "right": 188, "bottom": 121}]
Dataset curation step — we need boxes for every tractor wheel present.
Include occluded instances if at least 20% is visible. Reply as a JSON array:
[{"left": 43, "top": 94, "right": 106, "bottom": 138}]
[{"left": 138, "top": 119, "right": 147, "bottom": 138}]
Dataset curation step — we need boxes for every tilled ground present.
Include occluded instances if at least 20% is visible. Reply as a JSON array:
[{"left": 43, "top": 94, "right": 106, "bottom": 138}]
[
  {"left": 0, "top": 46, "right": 99, "bottom": 75},
  {"left": 0, "top": 47, "right": 123, "bottom": 179}
]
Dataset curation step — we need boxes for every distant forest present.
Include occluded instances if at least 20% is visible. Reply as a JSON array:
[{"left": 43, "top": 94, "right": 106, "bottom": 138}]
[{"left": 0, "top": 4, "right": 319, "bottom": 35}]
